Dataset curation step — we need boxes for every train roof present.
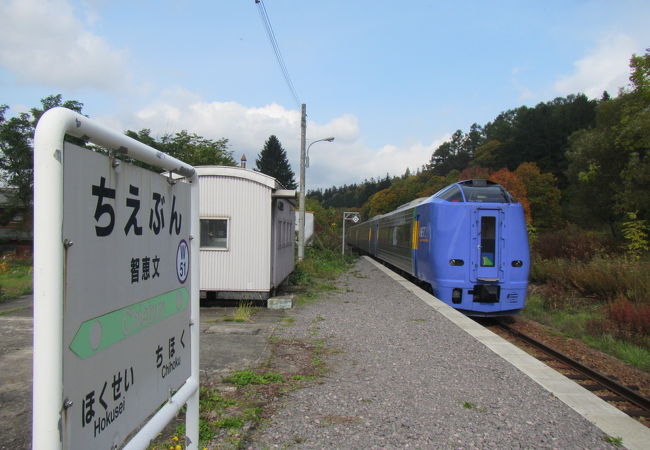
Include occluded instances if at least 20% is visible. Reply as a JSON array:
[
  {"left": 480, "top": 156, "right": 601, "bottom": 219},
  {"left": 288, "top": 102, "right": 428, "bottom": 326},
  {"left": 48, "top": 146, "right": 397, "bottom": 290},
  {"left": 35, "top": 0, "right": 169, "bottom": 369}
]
[
  {"left": 431, "top": 179, "right": 515, "bottom": 203},
  {"left": 353, "top": 179, "right": 516, "bottom": 227}
]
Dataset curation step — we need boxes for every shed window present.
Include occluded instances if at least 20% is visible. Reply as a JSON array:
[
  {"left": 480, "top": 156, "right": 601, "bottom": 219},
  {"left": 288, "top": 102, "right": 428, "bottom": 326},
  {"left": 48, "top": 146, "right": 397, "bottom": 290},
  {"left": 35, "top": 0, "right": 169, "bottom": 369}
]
[{"left": 201, "top": 218, "right": 229, "bottom": 250}]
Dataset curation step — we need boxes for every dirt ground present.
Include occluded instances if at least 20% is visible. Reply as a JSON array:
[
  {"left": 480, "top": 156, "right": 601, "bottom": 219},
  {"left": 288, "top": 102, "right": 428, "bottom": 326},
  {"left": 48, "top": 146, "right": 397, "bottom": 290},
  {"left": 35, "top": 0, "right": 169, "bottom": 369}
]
[{"left": 0, "top": 295, "right": 33, "bottom": 450}]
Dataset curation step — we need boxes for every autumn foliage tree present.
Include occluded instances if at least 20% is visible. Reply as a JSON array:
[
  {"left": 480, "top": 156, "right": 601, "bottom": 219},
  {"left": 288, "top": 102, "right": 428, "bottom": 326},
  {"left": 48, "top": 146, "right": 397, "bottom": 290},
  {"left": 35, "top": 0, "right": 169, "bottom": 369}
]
[
  {"left": 458, "top": 166, "right": 491, "bottom": 181},
  {"left": 488, "top": 168, "right": 532, "bottom": 223}
]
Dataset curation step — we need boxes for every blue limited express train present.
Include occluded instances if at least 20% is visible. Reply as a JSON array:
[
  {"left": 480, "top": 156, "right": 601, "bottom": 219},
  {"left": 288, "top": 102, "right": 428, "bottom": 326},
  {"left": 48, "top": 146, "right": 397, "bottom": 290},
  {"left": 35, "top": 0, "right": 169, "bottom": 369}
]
[{"left": 346, "top": 179, "right": 530, "bottom": 316}]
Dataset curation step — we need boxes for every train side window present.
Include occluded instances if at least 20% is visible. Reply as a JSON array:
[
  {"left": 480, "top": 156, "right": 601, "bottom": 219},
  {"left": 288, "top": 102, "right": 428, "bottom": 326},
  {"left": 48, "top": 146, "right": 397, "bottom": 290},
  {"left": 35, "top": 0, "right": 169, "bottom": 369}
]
[
  {"left": 480, "top": 216, "right": 496, "bottom": 266},
  {"left": 438, "top": 186, "right": 463, "bottom": 202},
  {"left": 397, "top": 223, "right": 411, "bottom": 248},
  {"left": 200, "top": 218, "right": 229, "bottom": 250}
]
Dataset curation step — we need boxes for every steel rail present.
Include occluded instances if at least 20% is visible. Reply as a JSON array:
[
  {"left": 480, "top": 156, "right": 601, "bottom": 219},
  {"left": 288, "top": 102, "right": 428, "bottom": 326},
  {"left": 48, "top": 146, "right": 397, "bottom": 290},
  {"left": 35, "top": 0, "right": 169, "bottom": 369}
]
[{"left": 497, "top": 322, "right": 650, "bottom": 415}]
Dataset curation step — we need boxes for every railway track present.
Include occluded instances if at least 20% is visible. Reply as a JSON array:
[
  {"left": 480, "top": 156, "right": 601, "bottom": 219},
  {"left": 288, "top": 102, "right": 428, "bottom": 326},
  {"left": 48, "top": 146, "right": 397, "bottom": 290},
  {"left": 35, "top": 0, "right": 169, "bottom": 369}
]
[{"left": 486, "top": 320, "right": 650, "bottom": 426}]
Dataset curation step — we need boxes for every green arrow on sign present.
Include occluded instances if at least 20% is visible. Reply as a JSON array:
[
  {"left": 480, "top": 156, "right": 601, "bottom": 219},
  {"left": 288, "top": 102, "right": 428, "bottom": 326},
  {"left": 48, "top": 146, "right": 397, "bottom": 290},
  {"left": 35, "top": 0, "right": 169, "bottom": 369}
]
[{"left": 69, "top": 287, "right": 189, "bottom": 359}]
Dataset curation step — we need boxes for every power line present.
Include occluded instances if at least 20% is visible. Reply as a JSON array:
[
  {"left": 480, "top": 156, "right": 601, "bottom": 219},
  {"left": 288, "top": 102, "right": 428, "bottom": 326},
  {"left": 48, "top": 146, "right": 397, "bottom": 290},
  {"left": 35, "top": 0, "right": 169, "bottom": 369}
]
[{"left": 255, "top": 0, "right": 301, "bottom": 108}]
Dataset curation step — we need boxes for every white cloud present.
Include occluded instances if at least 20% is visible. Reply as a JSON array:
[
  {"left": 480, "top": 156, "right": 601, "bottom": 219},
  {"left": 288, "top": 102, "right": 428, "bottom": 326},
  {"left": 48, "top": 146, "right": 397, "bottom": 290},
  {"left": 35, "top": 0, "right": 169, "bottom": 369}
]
[
  {"left": 98, "top": 92, "right": 442, "bottom": 189},
  {"left": 0, "top": 0, "right": 129, "bottom": 91},
  {"left": 554, "top": 34, "right": 642, "bottom": 98}
]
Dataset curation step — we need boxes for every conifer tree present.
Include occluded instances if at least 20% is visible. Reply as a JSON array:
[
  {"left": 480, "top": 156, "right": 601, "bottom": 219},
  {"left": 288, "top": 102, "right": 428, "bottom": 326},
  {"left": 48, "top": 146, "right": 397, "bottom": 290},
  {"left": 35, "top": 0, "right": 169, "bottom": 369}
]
[{"left": 255, "top": 135, "right": 297, "bottom": 189}]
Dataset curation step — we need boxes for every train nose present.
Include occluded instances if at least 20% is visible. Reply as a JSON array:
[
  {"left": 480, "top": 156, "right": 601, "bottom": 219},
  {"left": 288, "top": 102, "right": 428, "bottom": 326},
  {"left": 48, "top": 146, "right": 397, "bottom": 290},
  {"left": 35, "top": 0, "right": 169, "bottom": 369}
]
[{"left": 469, "top": 284, "right": 500, "bottom": 303}]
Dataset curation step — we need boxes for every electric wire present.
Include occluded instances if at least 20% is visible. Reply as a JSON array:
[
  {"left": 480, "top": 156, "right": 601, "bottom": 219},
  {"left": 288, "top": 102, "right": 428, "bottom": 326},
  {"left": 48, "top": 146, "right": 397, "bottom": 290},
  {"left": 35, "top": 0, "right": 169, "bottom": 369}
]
[
  {"left": 256, "top": 0, "right": 301, "bottom": 106},
  {"left": 255, "top": 0, "right": 301, "bottom": 108}
]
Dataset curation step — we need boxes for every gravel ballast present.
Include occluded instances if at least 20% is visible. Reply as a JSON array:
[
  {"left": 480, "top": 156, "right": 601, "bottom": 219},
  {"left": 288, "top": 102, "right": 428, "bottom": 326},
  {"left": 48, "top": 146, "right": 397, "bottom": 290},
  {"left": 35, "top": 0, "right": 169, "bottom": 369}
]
[{"left": 247, "top": 257, "right": 618, "bottom": 449}]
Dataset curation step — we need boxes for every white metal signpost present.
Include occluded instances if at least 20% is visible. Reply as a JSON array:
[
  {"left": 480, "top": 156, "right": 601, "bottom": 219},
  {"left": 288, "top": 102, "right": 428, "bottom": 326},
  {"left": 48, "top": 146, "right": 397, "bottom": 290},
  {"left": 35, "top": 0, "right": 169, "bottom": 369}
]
[
  {"left": 33, "top": 108, "right": 199, "bottom": 449},
  {"left": 341, "top": 211, "right": 360, "bottom": 255}
]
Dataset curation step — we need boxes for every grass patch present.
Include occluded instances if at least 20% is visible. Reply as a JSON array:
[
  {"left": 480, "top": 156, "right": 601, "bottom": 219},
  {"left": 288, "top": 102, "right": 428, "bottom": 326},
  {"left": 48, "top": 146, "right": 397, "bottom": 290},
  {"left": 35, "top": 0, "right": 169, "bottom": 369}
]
[
  {"left": 288, "top": 247, "right": 354, "bottom": 284},
  {"left": 224, "top": 369, "right": 284, "bottom": 387},
  {"left": 149, "top": 379, "right": 282, "bottom": 448},
  {"left": 603, "top": 435, "right": 623, "bottom": 446},
  {"left": 151, "top": 336, "right": 333, "bottom": 448},
  {"left": 215, "top": 417, "right": 244, "bottom": 429},
  {"left": 223, "top": 301, "right": 256, "bottom": 322},
  {"left": 283, "top": 247, "right": 357, "bottom": 307},
  {"left": 280, "top": 316, "right": 294, "bottom": 327},
  {"left": 522, "top": 291, "right": 650, "bottom": 372},
  {"left": 582, "top": 335, "right": 650, "bottom": 372},
  {"left": 0, "top": 306, "right": 28, "bottom": 316},
  {"left": 0, "top": 257, "right": 32, "bottom": 302}
]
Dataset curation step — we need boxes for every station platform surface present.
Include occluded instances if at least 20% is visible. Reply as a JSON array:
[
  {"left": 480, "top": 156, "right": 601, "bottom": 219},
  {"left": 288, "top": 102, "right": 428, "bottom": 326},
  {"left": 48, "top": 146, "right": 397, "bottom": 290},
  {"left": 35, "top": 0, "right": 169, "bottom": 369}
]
[{"left": 245, "top": 256, "right": 650, "bottom": 449}]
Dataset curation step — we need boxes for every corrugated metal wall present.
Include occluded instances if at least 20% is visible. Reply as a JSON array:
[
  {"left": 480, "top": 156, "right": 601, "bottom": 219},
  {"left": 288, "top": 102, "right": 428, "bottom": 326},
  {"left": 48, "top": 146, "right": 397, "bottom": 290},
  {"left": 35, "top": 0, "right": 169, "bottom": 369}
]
[
  {"left": 200, "top": 176, "right": 271, "bottom": 292},
  {"left": 271, "top": 198, "right": 295, "bottom": 287}
]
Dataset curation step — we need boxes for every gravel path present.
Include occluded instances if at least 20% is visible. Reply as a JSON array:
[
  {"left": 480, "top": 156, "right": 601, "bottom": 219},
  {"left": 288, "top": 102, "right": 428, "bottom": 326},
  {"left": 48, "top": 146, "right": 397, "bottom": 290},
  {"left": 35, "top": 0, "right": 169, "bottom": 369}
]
[{"left": 247, "top": 257, "right": 617, "bottom": 449}]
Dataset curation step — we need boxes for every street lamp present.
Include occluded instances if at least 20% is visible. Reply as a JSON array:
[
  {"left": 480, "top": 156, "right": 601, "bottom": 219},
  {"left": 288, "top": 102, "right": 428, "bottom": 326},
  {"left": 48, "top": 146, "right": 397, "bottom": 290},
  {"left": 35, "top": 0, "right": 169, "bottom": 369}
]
[
  {"left": 298, "top": 136, "right": 335, "bottom": 261},
  {"left": 306, "top": 137, "right": 335, "bottom": 168}
]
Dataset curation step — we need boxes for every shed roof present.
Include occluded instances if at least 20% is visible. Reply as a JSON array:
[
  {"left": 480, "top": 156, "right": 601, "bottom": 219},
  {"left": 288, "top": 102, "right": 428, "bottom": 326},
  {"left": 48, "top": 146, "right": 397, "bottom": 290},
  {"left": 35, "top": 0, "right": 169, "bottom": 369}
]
[{"left": 195, "top": 166, "right": 283, "bottom": 190}]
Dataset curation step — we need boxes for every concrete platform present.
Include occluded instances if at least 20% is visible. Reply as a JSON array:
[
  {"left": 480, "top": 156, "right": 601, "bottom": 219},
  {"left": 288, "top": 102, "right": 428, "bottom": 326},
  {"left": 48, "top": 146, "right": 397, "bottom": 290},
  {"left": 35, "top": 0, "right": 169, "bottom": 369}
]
[{"left": 366, "top": 256, "right": 650, "bottom": 450}]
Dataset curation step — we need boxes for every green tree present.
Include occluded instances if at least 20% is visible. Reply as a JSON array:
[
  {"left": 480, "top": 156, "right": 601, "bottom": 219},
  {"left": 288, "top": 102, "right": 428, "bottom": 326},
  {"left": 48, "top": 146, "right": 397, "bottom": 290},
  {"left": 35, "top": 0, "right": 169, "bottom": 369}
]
[
  {"left": 476, "top": 95, "right": 597, "bottom": 184},
  {"left": 429, "top": 125, "right": 484, "bottom": 176},
  {"left": 514, "top": 162, "right": 561, "bottom": 229},
  {"left": 255, "top": 135, "right": 297, "bottom": 189},
  {"left": 566, "top": 50, "right": 650, "bottom": 231},
  {"left": 125, "top": 129, "right": 235, "bottom": 167},
  {"left": 0, "top": 95, "right": 84, "bottom": 223}
]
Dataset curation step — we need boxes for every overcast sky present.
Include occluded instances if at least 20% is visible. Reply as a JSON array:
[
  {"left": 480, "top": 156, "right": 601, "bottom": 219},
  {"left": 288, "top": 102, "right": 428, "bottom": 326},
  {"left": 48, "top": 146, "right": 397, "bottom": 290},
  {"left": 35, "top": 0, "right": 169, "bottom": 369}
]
[{"left": 1, "top": 0, "right": 648, "bottom": 189}]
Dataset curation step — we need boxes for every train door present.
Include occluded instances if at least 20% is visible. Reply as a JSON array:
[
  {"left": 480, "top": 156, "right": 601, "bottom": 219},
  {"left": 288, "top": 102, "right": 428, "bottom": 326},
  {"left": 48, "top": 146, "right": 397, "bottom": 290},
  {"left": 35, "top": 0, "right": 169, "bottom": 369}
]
[
  {"left": 411, "top": 214, "right": 419, "bottom": 276},
  {"left": 372, "top": 223, "right": 379, "bottom": 255},
  {"left": 471, "top": 209, "right": 500, "bottom": 282}
]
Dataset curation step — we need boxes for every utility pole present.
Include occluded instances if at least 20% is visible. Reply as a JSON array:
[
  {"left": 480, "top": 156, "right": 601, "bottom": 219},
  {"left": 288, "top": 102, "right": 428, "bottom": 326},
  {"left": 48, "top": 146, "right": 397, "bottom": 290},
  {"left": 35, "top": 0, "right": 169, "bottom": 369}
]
[{"left": 298, "top": 103, "right": 307, "bottom": 261}]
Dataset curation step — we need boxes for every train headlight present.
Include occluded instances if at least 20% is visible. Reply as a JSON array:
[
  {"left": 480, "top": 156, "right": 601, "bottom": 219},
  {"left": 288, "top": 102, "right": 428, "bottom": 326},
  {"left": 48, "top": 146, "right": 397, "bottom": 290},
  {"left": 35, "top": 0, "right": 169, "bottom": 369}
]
[
  {"left": 449, "top": 259, "right": 464, "bottom": 266},
  {"left": 452, "top": 288, "right": 463, "bottom": 304},
  {"left": 511, "top": 260, "right": 523, "bottom": 267}
]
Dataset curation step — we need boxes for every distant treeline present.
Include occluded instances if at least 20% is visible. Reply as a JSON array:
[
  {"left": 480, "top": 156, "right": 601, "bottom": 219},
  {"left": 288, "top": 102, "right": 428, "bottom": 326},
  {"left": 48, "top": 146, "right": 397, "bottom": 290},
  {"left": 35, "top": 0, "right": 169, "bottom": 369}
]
[{"left": 308, "top": 175, "right": 393, "bottom": 209}]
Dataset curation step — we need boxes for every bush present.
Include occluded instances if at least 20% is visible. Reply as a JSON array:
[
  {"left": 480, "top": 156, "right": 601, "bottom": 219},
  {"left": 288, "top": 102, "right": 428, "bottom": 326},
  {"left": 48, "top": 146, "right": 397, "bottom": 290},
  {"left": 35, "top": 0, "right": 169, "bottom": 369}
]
[
  {"left": 621, "top": 212, "right": 650, "bottom": 260},
  {"left": 539, "top": 280, "right": 573, "bottom": 310},
  {"left": 0, "top": 255, "right": 33, "bottom": 301},
  {"left": 287, "top": 246, "right": 354, "bottom": 287},
  {"left": 533, "top": 224, "right": 616, "bottom": 261},
  {"left": 605, "top": 296, "right": 650, "bottom": 344},
  {"left": 531, "top": 256, "right": 650, "bottom": 304}
]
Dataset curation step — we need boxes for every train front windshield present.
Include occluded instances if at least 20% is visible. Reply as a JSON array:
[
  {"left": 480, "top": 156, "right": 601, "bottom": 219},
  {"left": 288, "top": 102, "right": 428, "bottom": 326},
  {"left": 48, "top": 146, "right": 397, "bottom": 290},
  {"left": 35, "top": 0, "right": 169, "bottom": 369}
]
[{"left": 460, "top": 185, "right": 511, "bottom": 203}]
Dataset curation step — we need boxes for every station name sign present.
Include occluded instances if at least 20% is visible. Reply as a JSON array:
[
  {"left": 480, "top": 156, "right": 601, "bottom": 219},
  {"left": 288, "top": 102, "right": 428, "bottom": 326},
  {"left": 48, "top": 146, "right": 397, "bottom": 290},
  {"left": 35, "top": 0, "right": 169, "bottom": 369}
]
[{"left": 61, "top": 144, "right": 192, "bottom": 449}]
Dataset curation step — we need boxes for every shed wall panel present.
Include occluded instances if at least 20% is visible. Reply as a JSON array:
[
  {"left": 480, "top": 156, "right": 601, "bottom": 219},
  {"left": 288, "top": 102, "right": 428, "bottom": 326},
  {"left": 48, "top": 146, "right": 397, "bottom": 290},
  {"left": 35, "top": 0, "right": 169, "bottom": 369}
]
[
  {"left": 271, "top": 198, "right": 296, "bottom": 287},
  {"left": 199, "top": 176, "right": 271, "bottom": 291}
]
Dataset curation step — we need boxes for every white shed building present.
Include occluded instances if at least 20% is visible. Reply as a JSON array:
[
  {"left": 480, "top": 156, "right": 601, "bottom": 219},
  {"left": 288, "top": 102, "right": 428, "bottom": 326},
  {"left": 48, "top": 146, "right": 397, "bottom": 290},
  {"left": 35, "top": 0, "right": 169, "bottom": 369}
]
[{"left": 197, "top": 166, "right": 296, "bottom": 300}]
